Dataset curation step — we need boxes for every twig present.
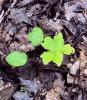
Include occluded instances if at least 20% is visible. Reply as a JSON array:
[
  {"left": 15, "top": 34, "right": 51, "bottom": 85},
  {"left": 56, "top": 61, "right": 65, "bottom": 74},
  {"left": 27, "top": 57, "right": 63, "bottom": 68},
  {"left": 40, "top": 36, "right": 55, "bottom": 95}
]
[{"left": 0, "top": 0, "right": 18, "bottom": 24}]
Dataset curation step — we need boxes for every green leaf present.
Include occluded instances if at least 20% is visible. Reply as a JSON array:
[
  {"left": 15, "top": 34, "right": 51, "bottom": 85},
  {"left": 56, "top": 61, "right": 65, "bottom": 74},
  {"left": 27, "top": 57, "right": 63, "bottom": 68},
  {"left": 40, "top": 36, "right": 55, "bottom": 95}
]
[
  {"left": 62, "top": 44, "right": 75, "bottom": 55},
  {"left": 40, "top": 51, "right": 54, "bottom": 65},
  {"left": 53, "top": 32, "right": 64, "bottom": 51},
  {"left": 6, "top": 51, "right": 28, "bottom": 67},
  {"left": 41, "top": 37, "right": 54, "bottom": 50},
  {"left": 28, "top": 27, "right": 44, "bottom": 46},
  {"left": 40, "top": 32, "right": 75, "bottom": 66},
  {"left": 53, "top": 51, "right": 63, "bottom": 66},
  {"left": 41, "top": 33, "right": 64, "bottom": 51}
]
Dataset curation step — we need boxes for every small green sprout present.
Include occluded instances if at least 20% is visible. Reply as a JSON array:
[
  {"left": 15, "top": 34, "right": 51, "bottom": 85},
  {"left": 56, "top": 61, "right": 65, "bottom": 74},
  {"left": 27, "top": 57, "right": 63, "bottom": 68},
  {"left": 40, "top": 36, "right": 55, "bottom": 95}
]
[
  {"left": 28, "top": 27, "right": 44, "bottom": 46},
  {"left": 6, "top": 51, "right": 28, "bottom": 68},
  {"left": 40, "top": 32, "right": 75, "bottom": 66}
]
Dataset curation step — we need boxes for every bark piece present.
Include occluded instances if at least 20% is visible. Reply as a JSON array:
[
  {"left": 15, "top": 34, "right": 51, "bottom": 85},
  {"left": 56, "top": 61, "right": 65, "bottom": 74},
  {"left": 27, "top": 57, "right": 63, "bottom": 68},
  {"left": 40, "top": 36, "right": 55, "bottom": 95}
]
[{"left": 0, "top": 82, "right": 16, "bottom": 100}]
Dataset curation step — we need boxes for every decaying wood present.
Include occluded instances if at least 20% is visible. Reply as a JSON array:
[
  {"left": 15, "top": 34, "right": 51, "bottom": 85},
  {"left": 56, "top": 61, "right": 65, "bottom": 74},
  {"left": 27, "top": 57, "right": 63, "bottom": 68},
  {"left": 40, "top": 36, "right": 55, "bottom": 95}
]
[
  {"left": 79, "top": 49, "right": 87, "bottom": 90},
  {"left": 0, "top": 83, "right": 16, "bottom": 100}
]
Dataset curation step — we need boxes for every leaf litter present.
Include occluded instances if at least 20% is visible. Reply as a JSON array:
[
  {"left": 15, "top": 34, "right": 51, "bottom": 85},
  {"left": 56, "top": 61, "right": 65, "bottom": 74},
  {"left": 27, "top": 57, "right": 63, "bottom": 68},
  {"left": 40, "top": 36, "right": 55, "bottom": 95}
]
[{"left": 0, "top": 0, "right": 87, "bottom": 100}]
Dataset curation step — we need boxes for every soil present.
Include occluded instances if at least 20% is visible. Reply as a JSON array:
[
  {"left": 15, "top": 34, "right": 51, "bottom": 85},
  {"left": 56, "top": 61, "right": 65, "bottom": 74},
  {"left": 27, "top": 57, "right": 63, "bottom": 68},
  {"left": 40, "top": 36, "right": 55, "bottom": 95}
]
[{"left": 0, "top": 0, "right": 87, "bottom": 100}]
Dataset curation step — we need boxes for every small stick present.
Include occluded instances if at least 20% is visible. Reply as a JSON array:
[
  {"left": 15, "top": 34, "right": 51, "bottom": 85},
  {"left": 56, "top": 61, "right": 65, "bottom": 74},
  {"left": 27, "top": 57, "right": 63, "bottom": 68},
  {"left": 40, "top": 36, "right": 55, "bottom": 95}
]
[{"left": 0, "top": 0, "right": 18, "bottom": 24}]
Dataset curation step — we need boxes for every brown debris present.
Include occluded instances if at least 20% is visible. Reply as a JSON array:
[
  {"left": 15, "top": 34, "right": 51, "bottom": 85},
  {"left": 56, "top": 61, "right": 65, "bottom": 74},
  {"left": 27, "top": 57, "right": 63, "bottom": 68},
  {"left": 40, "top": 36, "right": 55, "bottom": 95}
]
[
  {"left": 46, "top": 77, "right": 64, "bottom": 100},
  {"left": 0, "top": 82, "right": 15, "bottom": 100}
]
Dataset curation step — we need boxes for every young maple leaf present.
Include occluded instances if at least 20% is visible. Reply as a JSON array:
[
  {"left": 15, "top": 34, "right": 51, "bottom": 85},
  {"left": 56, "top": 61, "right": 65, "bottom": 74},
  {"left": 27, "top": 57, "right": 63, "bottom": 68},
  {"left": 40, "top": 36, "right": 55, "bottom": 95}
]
[{"left": 40, "top": 32, "right": 75, "bottom": 66}]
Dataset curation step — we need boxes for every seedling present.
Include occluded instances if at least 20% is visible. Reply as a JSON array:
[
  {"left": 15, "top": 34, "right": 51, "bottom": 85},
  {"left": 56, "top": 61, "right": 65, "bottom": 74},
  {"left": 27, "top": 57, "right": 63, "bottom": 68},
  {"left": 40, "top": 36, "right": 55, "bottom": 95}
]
[
  {"left": 6, "top": 51, "right": 28, "bottom": 68},
  {"left": 28, "top": 27, "right": 44, "bottom": 46},
  {"left": 40, "top": 32, "right": 75, "bottom": 66}
]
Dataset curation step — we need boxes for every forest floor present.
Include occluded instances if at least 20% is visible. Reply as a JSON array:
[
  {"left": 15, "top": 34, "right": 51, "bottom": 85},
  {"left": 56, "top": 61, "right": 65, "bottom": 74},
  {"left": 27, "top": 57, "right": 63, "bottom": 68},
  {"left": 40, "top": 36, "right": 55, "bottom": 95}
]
[{"left": 0, "top": 0, "right": 87, "bottom": 100}]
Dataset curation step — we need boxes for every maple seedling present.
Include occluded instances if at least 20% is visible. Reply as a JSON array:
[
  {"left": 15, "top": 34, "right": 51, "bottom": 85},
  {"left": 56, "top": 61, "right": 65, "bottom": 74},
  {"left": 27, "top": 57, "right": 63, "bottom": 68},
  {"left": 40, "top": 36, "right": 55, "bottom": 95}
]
[
  {"left": 6, "top": 51, "right": 28, "bottom": 68},
  {"left": 40, "top": 32, "right": 75, "bottom": 66},
  {"left": 28, "top": 27, "right": 44, "bottom": 46}
]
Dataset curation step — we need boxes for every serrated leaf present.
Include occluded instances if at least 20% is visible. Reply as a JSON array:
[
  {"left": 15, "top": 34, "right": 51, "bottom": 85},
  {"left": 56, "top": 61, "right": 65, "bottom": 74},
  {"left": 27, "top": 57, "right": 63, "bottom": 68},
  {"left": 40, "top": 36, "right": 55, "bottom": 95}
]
[
  {"left": 40, "top": 32, "right": 75, "bottom": 66},
  {"left": 28, "top": 27, "right": 44, "bottom": 46},
  {"left": 53, "top": 33, "right": 64, "bottom": 51},
  {"left": 6, "top": 51, "right": 28, "bottom": 67},
  {"left": 40, "top": 51, "right": 54, "bottom": 65},
  {"left": 41, "top": 33, "right": 64, "bottom": 51},
  {"left": 41, "top": 37, "right": 54, "bottom": 50},
  {"left": 62, "top": 44, "right": 75, "bottom": 55},
  {"left": 53, "top": 51, "right": 63, "bottom": 66}
]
